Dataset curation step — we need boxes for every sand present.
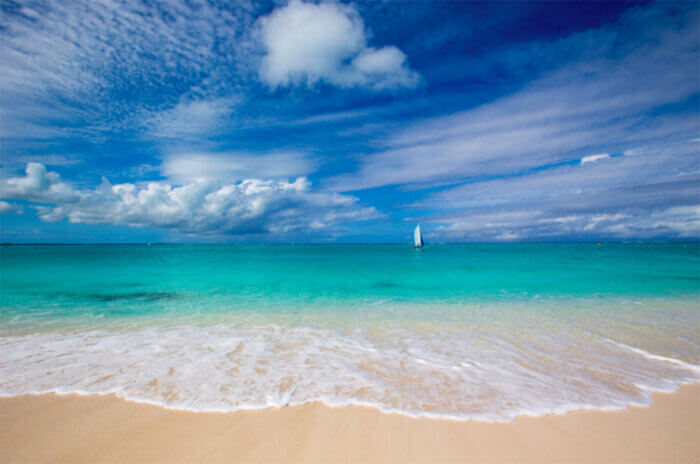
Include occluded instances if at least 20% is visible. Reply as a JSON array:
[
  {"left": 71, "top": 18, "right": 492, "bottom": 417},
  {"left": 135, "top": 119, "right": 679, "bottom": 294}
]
[{"left": 1, "top": 383, "right": 698, "bottom": 463}]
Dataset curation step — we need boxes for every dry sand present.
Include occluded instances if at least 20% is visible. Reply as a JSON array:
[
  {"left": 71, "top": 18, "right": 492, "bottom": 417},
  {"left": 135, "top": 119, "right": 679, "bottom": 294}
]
[{"left": 1, "top": 383, "right": 698, "bottom": 463}]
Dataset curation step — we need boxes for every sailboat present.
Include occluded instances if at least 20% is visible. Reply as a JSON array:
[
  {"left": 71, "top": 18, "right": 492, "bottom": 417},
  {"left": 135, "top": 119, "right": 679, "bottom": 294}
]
[{"left": 413, "top": 225, "right": 424, "bottom": 249}]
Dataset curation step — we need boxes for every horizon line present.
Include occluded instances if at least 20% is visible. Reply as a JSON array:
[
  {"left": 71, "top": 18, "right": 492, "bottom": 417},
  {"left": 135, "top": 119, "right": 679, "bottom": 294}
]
[{"left": 2, "top": 240, "right": 698, "bottom": 246}]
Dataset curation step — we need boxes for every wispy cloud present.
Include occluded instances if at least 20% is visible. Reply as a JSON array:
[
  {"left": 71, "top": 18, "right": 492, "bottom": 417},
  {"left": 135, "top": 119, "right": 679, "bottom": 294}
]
[
  {"left": 326, "top": 3, "right": 698, "bottom": 192},
  {"left": 580, "top": 154, "right": 610, "bottom": 166},
  {"left": 0, "top": 0, "right": 254, "bottom": 140},
  {"left": 0, "top": 201, "right": 22, "bottom": 215},
  {"left": 160, "top": 151, "right": 317, "bottom": 184},
  {"left": 412, "top": 142, "right": 699, "bottom": 240},
  {"left": 144, "top": 98, "right": 240, "bottom": 140},
  {"left": 431, "top": 204, "right": 700, "bottom": 241}
]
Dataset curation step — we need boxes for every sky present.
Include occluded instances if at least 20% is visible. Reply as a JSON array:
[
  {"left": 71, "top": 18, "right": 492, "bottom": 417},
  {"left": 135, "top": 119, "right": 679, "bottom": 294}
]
[{"left": 0, "top": 0, "right": 698, "bottom": 243}]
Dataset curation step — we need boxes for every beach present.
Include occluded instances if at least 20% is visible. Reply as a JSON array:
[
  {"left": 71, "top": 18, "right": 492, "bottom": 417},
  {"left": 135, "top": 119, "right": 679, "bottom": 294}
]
[{"left": 1, "top": 384, "right": 698, "bottom": 463}]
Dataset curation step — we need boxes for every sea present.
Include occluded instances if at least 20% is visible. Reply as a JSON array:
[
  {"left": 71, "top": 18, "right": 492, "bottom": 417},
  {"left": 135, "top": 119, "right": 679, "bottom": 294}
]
[{"left": 1, "top": 243, "right": 698, "bottom": 421}]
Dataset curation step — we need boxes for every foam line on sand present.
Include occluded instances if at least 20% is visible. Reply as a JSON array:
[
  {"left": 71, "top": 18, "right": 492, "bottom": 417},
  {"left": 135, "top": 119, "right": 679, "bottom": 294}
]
[{"left": 0, "top": 383, "right": 698, "bottom": 463}]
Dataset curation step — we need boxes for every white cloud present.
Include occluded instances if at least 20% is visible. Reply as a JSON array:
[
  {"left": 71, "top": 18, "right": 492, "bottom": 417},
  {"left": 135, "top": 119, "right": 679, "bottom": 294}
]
[
  {"left": 538, "top": 215, "right": 581, "bottom": 225},
  {"left": 580, "top": 154, "right": 610, "bottom": 165},
  {"left": 428, "top": 204, "right": 700, "bottom": 241},
  {"left": 413, "top": 145, "right": 697, "bottom": 211},
  {"left": 0, "top": 163, "right": 80, "bottom": 204},
  {"left": 1, "top": 154, "right": 81, "bottom": 169},
  {"left": 409, "top": 144, "right": 700, "bottom": 241},
  {"left": 433, "top": 210, "right": 544, "bottom": 240},
  {"left": 349, "top": 46, "right": 418, "bottom": 90},
  {"left": 495, "top": 231, "right": 520, "bottom": 241},
  {"left": 643, "top": 205, "right": 700, "bottom": 236},
  {"left": 256, "top": 0, "right": 419, "bottom": 90},
  {"left": 583, "top": 213, "right": 631, "bottom": 231},
  {"left": 352, "top": 47, "right": 406, "bottom": 75},
  {"left": 145, "top": 98, "right": 238, "bottom": 139},
  {"left": 0, "top": 201, "right": 22, "bottom": 215},
  {"left": 0, "top": 0, "right": 253, "bottom": 139},
  {"left": 1, "top": 163, "right": 380, "bottom": 237},
  {"left": 160, "top": 151, "right": 316, "bottom": 184}
]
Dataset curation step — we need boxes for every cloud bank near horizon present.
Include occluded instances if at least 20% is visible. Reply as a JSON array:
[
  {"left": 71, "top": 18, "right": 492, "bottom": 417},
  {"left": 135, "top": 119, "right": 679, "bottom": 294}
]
[{"left": 1, "top": 163, "right": 380, "bottom": 237}]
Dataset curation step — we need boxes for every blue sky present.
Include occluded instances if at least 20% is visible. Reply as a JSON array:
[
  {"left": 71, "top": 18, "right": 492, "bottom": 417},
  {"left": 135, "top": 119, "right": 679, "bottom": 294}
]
[{"left": 0, "top": 0, "right": 698, "bottom": 243}]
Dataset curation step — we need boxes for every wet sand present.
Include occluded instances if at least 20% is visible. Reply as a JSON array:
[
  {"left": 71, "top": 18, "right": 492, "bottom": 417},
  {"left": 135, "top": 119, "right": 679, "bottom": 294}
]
[{"left": 1, "top": 383, "right": 698, "bottom": 463}]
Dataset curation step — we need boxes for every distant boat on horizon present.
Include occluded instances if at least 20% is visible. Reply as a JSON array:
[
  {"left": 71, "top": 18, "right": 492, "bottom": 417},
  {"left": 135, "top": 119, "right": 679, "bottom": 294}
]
[{"left": 413, "top": 225, "right": 424, "bottom": 249}]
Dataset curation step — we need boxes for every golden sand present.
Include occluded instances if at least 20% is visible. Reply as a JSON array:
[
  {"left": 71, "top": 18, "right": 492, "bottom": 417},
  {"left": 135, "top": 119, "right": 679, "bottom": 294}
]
[{"left": 1, "top": 383, "right": 698, "bottom": 463}]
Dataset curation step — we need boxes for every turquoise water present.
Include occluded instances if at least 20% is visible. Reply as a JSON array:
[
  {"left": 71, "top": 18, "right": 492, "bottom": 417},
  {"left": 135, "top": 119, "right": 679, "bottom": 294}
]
[
  {"left": 1, "top": 243, "right": 698, "bottom": 419},
  {"left": 2, "top": 243, "right": 699, "bottom": 324}
]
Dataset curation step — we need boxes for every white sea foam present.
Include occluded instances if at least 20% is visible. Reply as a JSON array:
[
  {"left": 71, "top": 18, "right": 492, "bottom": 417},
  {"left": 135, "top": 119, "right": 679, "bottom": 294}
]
[
  {"left": 603, "top": 338, "right": 700, "bottom": 375},
  {"left": 1, "top": 319, "right": 698, "bottom": 421}
]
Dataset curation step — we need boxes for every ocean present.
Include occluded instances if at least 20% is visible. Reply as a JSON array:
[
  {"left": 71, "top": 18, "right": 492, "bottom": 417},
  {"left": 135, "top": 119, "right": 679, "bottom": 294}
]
[{"left": 1, "top": 243, "right": 698, "bottom": 420}]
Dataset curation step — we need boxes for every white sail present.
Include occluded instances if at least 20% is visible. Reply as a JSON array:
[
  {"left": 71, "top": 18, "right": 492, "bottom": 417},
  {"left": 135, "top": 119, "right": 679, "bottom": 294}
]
[{"left": 414, "top": 225, "right": 423, "bottom": 248}]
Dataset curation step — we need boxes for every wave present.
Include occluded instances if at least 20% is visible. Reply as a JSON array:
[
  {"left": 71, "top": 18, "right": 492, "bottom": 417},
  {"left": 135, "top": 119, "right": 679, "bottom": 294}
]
[{"left": 1, "top": 322, "right": 698, "bottom": 422}]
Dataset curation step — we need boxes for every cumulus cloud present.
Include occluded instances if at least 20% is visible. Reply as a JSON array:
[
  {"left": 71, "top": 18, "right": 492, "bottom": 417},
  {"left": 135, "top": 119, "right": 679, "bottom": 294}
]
[
  {"left": 256, "top": 0, "right": 419, "bottom": 89},
  {"left": 0, "top": 164, "right": 380, "bottom": 237},
  {"left": 1, "top": 163, "right": 80, "bottom": 204}
]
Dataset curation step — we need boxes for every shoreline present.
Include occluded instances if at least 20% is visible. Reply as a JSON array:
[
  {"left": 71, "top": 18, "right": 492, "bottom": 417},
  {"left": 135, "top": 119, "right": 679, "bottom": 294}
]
[
  {"left": 1, "top": 383, "right": 698, "bottom": 463},
  {"left": 0, "top": 380, "right": 694, "bottom": 422}
]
